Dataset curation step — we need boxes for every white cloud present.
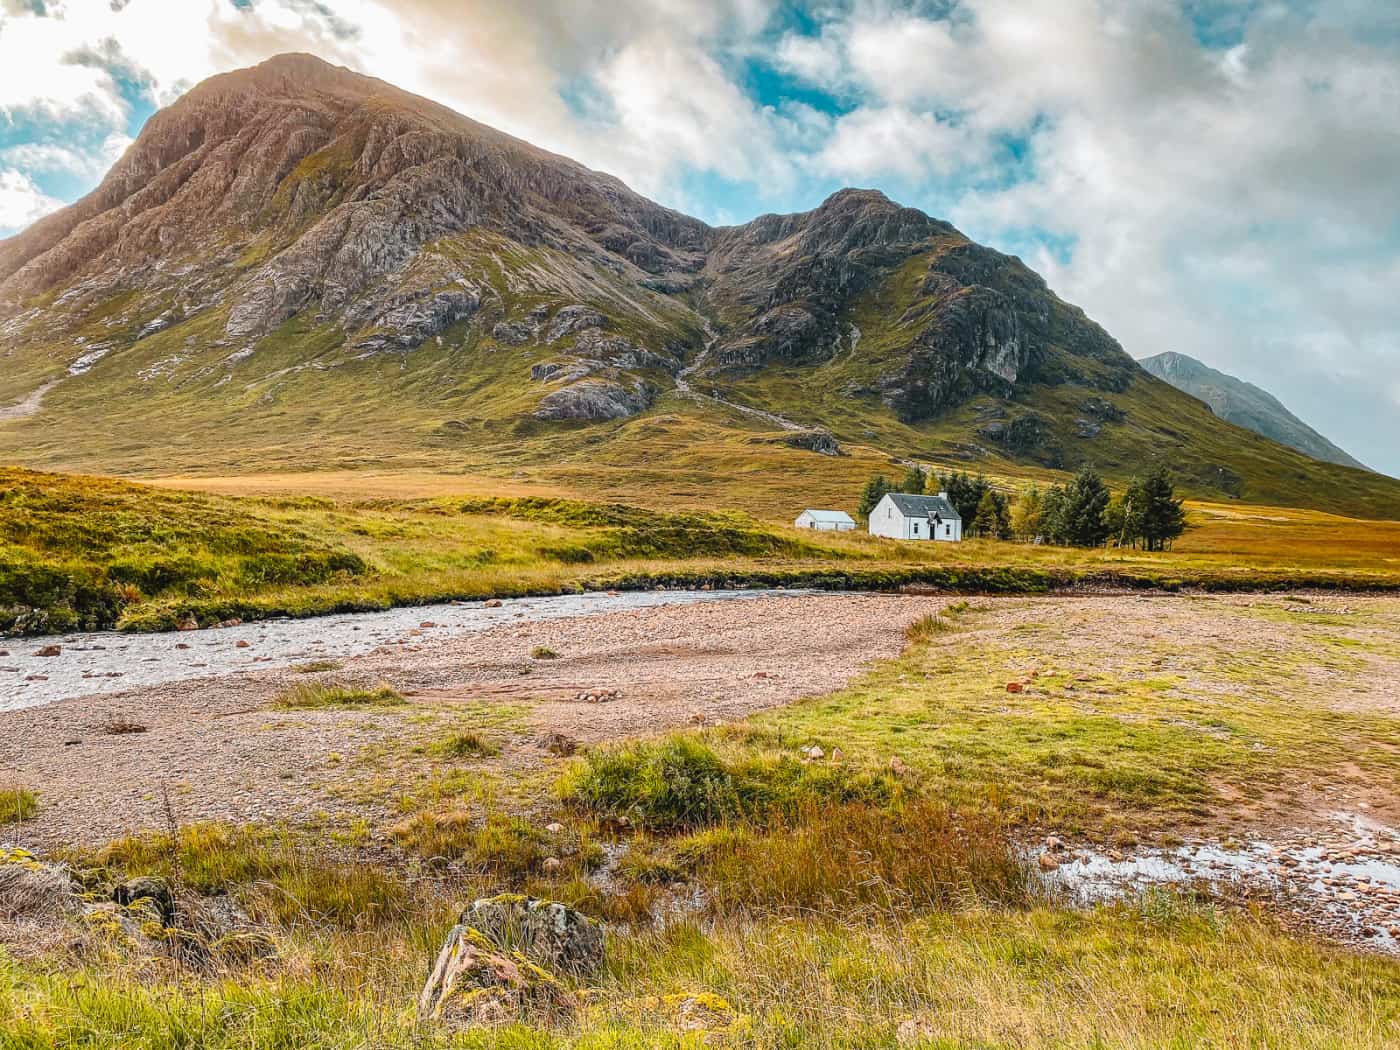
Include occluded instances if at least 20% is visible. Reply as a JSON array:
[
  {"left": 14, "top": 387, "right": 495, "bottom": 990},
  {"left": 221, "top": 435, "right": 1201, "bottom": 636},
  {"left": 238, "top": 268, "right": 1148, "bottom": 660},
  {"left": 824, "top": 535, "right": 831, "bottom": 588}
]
[
  {"left": 0, "top": 170, "right": 65, "bottom": 236},
  {"left": 818, "top": 107, "right": 981, "bottom": 181},
  {"left": 3, "top": 0, "right": 1399, "bottom": 473},
  {"left": 773, "top": 0, "right": 1400, "bottom": 474}
]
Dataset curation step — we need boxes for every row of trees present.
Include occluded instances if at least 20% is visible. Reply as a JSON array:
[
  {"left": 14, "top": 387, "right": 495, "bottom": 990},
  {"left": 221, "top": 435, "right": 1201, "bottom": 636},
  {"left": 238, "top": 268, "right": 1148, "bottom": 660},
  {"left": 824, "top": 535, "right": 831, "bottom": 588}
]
[{"left": 857, "top": 465, "right": 1187, "bottom": 550}]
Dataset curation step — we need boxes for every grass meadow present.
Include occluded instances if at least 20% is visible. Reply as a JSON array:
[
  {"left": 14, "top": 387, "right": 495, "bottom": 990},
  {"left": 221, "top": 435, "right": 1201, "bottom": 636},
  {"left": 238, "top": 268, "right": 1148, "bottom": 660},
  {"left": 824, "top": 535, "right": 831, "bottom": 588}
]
[{"left": 4, "top": 464, "right": 1400, "bottom": 636}]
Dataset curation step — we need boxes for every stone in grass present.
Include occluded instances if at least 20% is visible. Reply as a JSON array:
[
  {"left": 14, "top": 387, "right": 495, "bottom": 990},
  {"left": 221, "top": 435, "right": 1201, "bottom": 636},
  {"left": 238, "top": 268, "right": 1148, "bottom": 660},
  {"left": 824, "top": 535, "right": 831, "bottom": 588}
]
[
  {"left": 419, "top": 896, "right": 599, "bottom": 1027},
  {"left": 113, "top": 876, "right": 176, "bottom": 925},
  {"left": 0, "top": 847, "right": 79, "bottom": 921},
  {"left": 461, "top": 895, "right": 603, "bottom": 978},
  {"left": 538, "top": 731, "right": 579, "bottom": 756}
]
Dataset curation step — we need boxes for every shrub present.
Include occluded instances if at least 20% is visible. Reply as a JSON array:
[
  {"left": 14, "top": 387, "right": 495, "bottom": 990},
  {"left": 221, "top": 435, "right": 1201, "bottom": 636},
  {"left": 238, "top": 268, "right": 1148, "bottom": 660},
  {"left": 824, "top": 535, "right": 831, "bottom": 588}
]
[
  {"left": 273, "top": 682, "right": 405, "bottom": 710},
  {"left": 531, "top": 646, "right": 560, "bottom": 660},
  {"left": 391, "top": 812, "right": 578, "bottom": 879},
  {"left": 905, "top": 612, "right": 949, "bottom": 644},
  {"left": 1, "top": 787, "right": 38, "bottom": 822},
  {"left": 559, "top": 737, "right": 742, "bottom": 830},
  {"left": 433, "top": 731, "right": 499, "bottom": 759},
  {"left": 559, "top": 735, "right": 897, "bottom": 831}
]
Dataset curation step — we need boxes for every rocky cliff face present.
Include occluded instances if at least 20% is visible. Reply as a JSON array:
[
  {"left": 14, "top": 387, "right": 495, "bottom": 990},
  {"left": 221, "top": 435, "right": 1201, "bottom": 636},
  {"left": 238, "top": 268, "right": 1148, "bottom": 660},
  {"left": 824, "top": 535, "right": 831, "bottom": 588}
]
[
  {"left": 1, "top": 53, "right": 1376, "bottom": 506},
  {"left": 694, "top": 188, "right": 1135, "bottom": 423}
]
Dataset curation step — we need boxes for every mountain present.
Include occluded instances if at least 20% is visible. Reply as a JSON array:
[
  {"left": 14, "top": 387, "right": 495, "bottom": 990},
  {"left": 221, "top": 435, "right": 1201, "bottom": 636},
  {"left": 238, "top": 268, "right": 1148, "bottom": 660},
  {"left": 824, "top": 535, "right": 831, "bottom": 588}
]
[
  {"left": 3, "top": 53, "right": 1398, "bottom": 518},
  {"left": 1139, "top": 352, "right": 1368, "bottom": 472}
]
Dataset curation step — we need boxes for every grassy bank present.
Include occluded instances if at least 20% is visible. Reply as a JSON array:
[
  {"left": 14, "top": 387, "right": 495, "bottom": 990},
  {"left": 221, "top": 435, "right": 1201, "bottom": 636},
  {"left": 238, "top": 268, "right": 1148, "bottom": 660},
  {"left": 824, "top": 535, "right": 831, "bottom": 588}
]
[
  {"left": 4, "top": 466, "right": 1400, "bottom": 635},
  {"left": 4, "top": 804, "right": 1396, "bottom": 1049},
  {"left": 4, "top": 594, "right": 1400, "bottom": 1047}
]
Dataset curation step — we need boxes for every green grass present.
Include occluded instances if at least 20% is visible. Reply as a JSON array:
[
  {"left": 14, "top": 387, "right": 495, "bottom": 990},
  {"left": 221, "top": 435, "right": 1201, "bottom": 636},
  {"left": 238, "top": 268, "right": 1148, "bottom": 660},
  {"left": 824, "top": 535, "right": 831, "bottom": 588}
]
[
  {"left": 558, "top": 735, "right": 899, "bottom": 831},
  {"left": 273, "top": 681, "right": 405, "bottom": 710},
  {"left": 4, "top": 465, "right": 1400, "bottom": 637},
  {"left": 431, "top": 730, "right": 500, "bottom": 758},
  {"left": 0, "top": 787, "right": 37, "bottom": 822},
  {"left": 291, "top": 660, "right": 342, "bottom": 673},
  {"left": 2, "top": 868, "right": 1400, "bottom": 1047}
]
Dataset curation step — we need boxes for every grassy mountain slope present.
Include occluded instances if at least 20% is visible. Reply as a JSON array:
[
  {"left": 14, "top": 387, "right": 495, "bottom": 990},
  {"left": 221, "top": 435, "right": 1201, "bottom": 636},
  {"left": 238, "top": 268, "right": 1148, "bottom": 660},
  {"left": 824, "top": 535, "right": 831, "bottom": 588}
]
[
  {"left": 2, "top": 54, "right": 1398, "bottom": 519},
  {"left": 1140, "top": 350, "right": 1369, "bottom": 471}
]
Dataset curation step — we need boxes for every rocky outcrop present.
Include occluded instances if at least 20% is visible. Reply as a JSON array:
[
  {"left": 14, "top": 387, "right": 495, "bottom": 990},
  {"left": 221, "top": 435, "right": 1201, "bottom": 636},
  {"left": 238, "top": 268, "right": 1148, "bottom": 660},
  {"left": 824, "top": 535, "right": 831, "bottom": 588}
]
[
  {"left": 418, "top": 895, "right": 601, "bottom": 1028},
  {"left": 784, "top": 428, "right": 843, "bottom": 456},
  {"left": 535, "top": 379, "right": 653, "bottom": 421},
  {"left": 547, "top": 306, "right": 607, "bottom": 344},
  {"left": 352, "top": 288, "right": 481, "bottom": 352},
  {"left": 880, "top": 285, "right": 1027, "bottom": 422}
]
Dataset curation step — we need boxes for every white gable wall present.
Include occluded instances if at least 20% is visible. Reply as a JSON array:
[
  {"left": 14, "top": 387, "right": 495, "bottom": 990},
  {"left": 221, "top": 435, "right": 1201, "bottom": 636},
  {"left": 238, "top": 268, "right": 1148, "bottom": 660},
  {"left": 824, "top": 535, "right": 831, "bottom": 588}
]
[
  {"left": 795, "top": 511, "right": 855, "bottom": 531},
  {"left": 867, "top": 494, "right": 962, "bottom": 542}
]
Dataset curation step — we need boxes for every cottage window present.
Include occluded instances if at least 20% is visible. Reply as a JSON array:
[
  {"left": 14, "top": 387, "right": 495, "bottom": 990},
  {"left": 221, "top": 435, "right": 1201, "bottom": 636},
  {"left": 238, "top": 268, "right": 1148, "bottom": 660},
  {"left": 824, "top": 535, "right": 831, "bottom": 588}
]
[
  {"left": 946, "top": 523, "right": 952, "bottom": 537},
  {"left": 913, "top": 521, "right": 920, "bottom": 536}
]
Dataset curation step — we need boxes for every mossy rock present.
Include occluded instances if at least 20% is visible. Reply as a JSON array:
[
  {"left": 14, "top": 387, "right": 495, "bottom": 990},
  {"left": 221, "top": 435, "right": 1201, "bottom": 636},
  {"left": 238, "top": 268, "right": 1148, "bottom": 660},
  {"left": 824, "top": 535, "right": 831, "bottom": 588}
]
[
  {"left": 418, "top": 921, "right": 576, "bottom": 1028},
  {"left": 458, "top": 894, "right": 604, "bottom": 978}
]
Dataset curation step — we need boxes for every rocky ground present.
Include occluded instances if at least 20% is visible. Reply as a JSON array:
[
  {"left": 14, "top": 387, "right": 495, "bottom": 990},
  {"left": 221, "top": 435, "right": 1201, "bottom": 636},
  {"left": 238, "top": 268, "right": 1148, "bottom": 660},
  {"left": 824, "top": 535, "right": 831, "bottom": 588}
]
[
  {"left": 3, "top": 591, "right": 1398, "bottom": 954},
  {"left": 0, "top": 593, "right": 940, "bottom": 847}
]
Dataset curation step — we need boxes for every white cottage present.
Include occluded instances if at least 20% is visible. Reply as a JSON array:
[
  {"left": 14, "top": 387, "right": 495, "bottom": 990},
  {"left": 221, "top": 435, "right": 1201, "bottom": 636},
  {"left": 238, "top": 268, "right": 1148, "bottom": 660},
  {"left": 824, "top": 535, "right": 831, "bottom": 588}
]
[
  {"left": 794, "top": 509, "right": 857, "bottom": 531},
  {"left": 868, "top": 492, "right": 963, "bottom": 542}
]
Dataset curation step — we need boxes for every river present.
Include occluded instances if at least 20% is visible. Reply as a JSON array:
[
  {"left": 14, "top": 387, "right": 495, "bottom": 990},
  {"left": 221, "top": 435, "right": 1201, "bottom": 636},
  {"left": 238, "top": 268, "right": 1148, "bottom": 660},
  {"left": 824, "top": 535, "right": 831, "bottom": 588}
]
[{"left": 0, "top": 588, "right": 805, "bottom": 713}]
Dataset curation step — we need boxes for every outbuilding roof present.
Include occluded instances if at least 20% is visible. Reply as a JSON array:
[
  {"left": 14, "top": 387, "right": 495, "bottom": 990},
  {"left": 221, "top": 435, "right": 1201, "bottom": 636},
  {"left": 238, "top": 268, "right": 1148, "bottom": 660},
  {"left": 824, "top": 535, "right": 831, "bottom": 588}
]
[
  {"left": 800, "top": 509, "right": 856, "bottom": 524},
  {"left": 882, "top": 493, "right": 962, "bottom": 520}
]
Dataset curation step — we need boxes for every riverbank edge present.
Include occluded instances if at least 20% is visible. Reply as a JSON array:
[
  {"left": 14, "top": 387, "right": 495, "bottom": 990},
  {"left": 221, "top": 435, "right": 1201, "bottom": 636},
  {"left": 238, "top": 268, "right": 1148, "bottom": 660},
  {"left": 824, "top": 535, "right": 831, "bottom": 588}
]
[{"left": 5, "top": 563, "right": 1397, "bottom": 638}]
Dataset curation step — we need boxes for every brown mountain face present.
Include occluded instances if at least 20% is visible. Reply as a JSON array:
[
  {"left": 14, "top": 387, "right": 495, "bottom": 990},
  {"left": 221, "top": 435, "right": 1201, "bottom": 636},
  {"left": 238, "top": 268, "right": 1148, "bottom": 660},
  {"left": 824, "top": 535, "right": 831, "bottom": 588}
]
[
  {"left": 0, "top": 54, "right": 706, "bottom": 354},
  {"left": 1, "top": 53, "right": 1394, "bottom": 514}
]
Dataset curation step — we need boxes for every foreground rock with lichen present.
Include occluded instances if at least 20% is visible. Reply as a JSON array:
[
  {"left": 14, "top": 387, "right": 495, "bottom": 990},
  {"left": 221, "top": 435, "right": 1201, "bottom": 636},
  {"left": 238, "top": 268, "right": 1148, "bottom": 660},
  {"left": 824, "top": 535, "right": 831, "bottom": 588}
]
[{"left": 418, "top": 894, "right": 603, "bottom": 1028}]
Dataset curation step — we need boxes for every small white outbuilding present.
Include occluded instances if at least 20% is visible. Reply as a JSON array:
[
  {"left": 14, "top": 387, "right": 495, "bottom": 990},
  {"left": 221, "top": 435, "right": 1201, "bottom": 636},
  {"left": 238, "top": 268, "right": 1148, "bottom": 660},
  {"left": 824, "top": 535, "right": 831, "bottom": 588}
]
[
  {"left": 868, "top": 492, "right": 963, "bottom": 542},
  {"left": 794, "top": 509, "right": 857, "bottom": 531}
]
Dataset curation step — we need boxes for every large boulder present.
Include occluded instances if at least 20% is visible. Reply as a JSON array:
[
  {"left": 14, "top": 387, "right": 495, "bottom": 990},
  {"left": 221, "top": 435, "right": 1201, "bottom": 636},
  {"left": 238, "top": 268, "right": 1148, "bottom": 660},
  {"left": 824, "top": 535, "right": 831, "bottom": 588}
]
[
  {"left": 113, "top": 875, "right": 176, "bottom": 925},
  {"left": 461, "top": 894, "right": 603, "bottom": 977},
  {"left": 418, "top": 896, "right": 600, "bottom": 1028},
  {"left": 534, "top": 379, "right": 652, "bottom": 421}
]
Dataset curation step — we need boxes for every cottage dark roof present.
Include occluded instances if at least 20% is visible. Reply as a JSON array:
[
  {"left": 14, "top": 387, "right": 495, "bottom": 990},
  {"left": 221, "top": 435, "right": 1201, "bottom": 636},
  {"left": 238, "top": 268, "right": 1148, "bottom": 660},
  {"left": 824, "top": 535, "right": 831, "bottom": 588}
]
[{"left": 884, "top": 492, "right": 962, "bottom": 520}]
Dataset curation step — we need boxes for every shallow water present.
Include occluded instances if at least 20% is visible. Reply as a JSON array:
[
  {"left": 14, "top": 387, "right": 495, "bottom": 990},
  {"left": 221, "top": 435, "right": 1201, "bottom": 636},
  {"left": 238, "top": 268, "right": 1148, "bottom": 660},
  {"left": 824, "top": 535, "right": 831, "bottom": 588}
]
[
  {"left": 0, "top": 588, "right": 808, "bottom": 712},
  {"left": 1041, "top": 811, "right": 1400, "bottom": 953}
]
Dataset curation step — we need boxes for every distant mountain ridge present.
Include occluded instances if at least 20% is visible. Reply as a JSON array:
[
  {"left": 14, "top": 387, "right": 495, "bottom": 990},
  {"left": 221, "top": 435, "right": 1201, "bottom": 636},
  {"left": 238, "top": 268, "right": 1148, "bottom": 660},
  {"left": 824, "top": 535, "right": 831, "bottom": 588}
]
[
  {"left": 1138, "top": 352, "right": 1367, "bottom": 472},
  {"left": 2, "top": 53, "right": 1399, "bottom": 518}
]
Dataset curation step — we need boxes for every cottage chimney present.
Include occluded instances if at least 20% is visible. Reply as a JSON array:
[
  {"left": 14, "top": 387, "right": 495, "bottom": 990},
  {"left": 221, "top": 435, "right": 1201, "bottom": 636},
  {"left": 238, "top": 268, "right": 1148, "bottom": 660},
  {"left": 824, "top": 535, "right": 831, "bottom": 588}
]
[{"left": 937, "top": 491, "right": 948, "bottom": 500}]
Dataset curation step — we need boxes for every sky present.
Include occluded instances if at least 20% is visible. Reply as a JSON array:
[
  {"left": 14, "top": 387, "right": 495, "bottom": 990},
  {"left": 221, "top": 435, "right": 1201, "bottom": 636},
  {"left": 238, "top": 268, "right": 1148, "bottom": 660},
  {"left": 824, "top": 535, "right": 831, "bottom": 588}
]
[{"left": 1, "top": 0, "right": 1398, "bottom": 475}]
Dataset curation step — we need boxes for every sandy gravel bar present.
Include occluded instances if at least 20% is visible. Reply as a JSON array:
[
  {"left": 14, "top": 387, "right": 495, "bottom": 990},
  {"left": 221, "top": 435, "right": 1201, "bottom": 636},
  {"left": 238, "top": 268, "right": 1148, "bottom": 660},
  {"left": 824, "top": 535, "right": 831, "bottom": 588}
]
[{"left": 0, "top": 594, "right": 944, "bottom": 847}]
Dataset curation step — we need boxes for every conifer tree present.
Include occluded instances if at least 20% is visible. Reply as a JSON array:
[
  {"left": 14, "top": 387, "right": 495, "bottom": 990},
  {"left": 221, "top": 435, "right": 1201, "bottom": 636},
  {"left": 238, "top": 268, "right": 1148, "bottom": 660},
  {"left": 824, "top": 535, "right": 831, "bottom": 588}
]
[{"left": 857, "top": 474, "right": 893, "bottom": 520}]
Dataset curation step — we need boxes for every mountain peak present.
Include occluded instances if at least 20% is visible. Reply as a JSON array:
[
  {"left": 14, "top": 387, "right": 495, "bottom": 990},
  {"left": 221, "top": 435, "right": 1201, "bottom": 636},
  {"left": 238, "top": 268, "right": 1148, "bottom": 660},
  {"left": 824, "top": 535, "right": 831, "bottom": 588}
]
[
  {"left": 2, "top": 57, "right": 1395, "bottom": 515},
  {"left": 1140, "top": 351, "right": 1368, "bottom": 471}
]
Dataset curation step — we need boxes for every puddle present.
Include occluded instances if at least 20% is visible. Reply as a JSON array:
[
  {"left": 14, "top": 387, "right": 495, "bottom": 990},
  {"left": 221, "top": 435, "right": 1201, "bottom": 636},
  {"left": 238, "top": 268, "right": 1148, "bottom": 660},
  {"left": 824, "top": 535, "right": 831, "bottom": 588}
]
[
  {"left": 0, "top": 589, "right": 813, "bottom": 713},
  {"left": 1038, "top": 812, "right": 1400, "bottom": 953}
]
